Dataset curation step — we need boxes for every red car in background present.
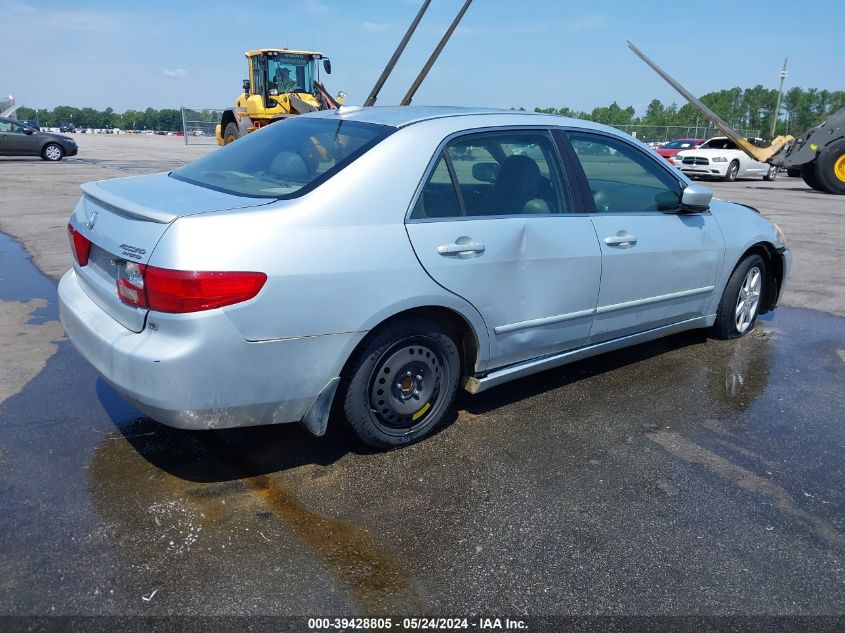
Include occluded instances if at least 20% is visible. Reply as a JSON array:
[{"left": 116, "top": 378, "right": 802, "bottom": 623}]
[{"left": 656, "top": 138, "right": 704, "bottom": 162}]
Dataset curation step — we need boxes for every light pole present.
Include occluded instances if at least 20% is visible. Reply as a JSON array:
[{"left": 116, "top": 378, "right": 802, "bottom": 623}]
[{"left": 770, "top": 58, "right": 788, "bottom": 139}]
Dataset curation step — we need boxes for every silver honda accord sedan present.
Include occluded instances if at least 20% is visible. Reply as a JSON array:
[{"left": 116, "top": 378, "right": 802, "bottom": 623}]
[{"left": 59, "top": 106, "right": 791, "bottom": 448}]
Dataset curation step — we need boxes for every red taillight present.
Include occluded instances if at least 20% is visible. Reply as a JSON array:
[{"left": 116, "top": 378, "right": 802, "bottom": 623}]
[
  {"left": 116, "top": 264, "right": 266, "bottom": 313},
  {"left": 67, "top": 223, "right": 91, "bottom": 266}
]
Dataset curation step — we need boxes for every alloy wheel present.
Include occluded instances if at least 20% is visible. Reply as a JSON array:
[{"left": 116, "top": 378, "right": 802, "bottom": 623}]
[{"left": 735, "top": 266, "right": 762, "bottom": 333}]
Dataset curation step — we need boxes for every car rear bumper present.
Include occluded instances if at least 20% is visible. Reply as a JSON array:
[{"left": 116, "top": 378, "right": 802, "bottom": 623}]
[{"left": 58, "top": 268, "right": 364, "bottom": 431}]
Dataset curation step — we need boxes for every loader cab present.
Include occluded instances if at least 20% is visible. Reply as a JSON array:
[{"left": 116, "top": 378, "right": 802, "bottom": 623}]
[{"left": 246, "top": 49, "right": 330, "bottom": 109}]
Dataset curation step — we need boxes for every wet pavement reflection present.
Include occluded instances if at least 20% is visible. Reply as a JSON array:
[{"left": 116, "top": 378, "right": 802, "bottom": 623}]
[{"left": 1, "top": 231, "right": 843, "bottom": 615}]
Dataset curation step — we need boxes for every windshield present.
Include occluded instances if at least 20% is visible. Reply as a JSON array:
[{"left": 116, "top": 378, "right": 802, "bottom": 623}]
[
  {"left": 171, "top": 117, "right": 394, "bottom": 198},
  {"left": 267, "top": 52, "right": 316, "bottom": 94},
  {"left": 700, "top": 138, "right": 737, "bottom": 150},
  {"left": 662, "top": 140, "right": 695, "bottom": 149}
]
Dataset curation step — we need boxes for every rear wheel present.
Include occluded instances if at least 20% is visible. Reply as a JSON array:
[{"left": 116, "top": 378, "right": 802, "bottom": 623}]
[
  {"left": 723, "top": 160, "right": 739, "bottom": 182},
  {"left": 763, "top": 164, "right": 778, "bottom": 181},
  {"left": 713, "top": 254, "right": 765, "bottom": 340},
  {"left": 223, "top": 122, "right": 239, "bottom": 145},
  {"left": 41, "top": 143, "right": 64, "bottom": 161},
  {"left": 814, "top": 139, "right": 845, "bottom": 195},
  {"left": 341, "top": 318, "right": 460, "bottom": 449}
]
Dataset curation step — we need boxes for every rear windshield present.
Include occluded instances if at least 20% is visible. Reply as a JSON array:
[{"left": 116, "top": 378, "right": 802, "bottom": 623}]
[
  {"left": 170, "top": 117, "right": 394, "bottom": 198},
  {"left": 662, "top": 140, "right": 694, "bottom": 149}
]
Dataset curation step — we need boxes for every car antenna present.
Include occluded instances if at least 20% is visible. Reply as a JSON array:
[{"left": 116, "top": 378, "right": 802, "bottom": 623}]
[
  {"left": 401, "top": 0, "right": 473, "bottom": 106},
  {"left": 363, "top": 0, "right": 432, "bottom": 107}
]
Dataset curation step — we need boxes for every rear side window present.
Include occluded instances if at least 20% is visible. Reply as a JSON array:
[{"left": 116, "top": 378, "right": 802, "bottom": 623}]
[
  {"left": 171, "top": 117, "right": 394, "bottom": 198},
  {"left": 568, "top": 133, "right": 683, "bottom": 213},
  {"left": 410, "top": 130, "right": 571, "bottom": 220}
]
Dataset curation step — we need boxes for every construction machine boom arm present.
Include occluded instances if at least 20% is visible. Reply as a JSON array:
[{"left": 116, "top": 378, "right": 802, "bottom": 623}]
[{"left": 626, "top": 41, "right": 794, "bottom": 164}]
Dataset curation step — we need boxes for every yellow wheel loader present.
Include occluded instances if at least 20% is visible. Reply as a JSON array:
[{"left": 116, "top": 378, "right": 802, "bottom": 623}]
[{"left": 215, "top": 49, "right": 345, "bottom": 146}]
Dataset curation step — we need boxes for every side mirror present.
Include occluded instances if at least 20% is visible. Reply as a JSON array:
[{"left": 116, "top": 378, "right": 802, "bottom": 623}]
[
  {"left": 23, "top": 128, "right": 34, "bottom": 135},
  {"left": 472, "top": 162, "right": 500, "bottom": 183},
  {"left": 322, "top": 58, "right": 332, "bottom": 74},
  {"left": 242, "top": 78, "right": 250, "bottom": 94},
  {"left": 680, "top": 183, "right": 712, "bottom": 212}
]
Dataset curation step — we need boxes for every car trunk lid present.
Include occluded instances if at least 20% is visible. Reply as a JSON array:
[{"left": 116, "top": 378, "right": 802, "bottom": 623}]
[{"left": 70, "top": 174, "right": 273, "bottom": 332}]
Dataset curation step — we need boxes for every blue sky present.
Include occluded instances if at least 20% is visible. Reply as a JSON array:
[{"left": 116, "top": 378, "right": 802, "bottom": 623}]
[{"left": 3, "top": 0, "right": 843, "bottom": 113}]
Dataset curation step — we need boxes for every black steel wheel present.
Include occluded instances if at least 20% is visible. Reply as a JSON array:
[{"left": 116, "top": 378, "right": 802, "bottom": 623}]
[{"left": 341, "top": 317, "right": 460, "bottom": 449}]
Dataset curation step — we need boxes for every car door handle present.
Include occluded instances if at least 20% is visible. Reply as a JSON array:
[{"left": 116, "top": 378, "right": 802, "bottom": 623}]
[
  {"left": 437, "top": 240, "right": 485, "bottom": 257},
  {"left": 604, "top": 232, "right": 637, "bottom": 248}
]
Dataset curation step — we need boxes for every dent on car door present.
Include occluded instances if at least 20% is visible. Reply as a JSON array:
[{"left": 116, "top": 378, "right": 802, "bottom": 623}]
[
  {"left": 405, "top": 129, "right": 602, "bottom": 369},
  {"left": 566, "top": 131, "right": 725, "bottom": 343}
]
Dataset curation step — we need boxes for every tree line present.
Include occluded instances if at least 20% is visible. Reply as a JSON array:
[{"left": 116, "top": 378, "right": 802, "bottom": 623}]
[
  {"left": 535, "top": 86, "right": 845, "bottom": 138},
  {"left": 13, "top": 86, "right": 844, "bottom": 136},
  {"left": 13, "top": 106, "right": 220, "bottom": 131}
]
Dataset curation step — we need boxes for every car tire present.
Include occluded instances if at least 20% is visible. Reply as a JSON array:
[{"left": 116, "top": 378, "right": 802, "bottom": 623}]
[
  {"left": 813, "top": 139, "right": 845, "bottom": 195},
  {"left": 223, "top": 122, "right": 239, "bottom": 145},
  {"left": 41, "top": 143, "right": 64, "bottom": 161},
  {"left": 801, "top": 162, "right": 821, "bottom": 190},
  {"left": 712, "top": 254, "right": 766, "bottom": 340},
  {"left": 786, "top": 167, "right": 801, "bottom": 178},
  {"left": 341, "top": 317, "right": 461, "bottom": 449},
  {"left": 763, "top": 164, "right": 778, "bottom": 181},
  {"left": 722, "top": 160, "right": 739, "bottom": 182}
]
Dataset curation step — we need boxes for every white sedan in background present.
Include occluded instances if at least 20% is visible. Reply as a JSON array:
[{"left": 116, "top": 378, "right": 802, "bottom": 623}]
[{"left": 674, "top": 137, "right": 779, "bottom": 182}]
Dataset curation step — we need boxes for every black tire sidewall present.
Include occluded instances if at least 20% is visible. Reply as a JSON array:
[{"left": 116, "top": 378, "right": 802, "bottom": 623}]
[
  {"left": 801, "top": 162, "right": 821, "bottom": 190},
  {"left": 342, "top": 318, "right": 461, "bottom": 449},
  {"left": 713, "top": 254, "right": 766, "bottom": 340},
  {"left": 223, "top": 122, "right": 239, "bottom": 144},
  {"left": 814, "top": 140, "right": 845, "bottom": 194}
]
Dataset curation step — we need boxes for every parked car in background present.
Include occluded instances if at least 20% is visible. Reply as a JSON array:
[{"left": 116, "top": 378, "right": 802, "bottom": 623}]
[
  {"left": 59, "top": 107, "right": 789, "bottom": 449},
  {"left": 0, "top": 117, "right": 78, "bottom": 160},
  {"left": 674, "top": 136, "right": 778, "bottom": 182},
  {"left": 656, "top": 138, "right": 703, "bottom": 162},
  {"left": 59, "top": 122, "right": 77, "bottom": 133}
]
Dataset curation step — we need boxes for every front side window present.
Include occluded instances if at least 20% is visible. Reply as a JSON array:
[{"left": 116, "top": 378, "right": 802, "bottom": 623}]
[
  {"left": 411, "top": 130, "right": 571, "bottom": 219},
  {"left": 569, "top": 133, "right": 683, "bottom": 213},
  {"left": 171, "top": 117, "right": 393, "bottom": 198}
]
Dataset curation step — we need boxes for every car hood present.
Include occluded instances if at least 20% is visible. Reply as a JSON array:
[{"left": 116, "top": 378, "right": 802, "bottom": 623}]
[
  {"left": 40, "top": 131, "right": 75, "bottom": 143},
  {"left": 82, "top": 172, "right": 275, "bottom": 224}
]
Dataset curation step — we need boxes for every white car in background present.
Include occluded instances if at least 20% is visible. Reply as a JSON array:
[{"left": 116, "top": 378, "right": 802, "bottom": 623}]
[{"left": 674, "top": 137, "right": 779, "bottom": 182}]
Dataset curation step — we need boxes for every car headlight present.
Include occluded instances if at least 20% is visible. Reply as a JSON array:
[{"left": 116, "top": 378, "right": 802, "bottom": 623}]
[
  {"left": 773, "top": 222, "right": 787, "bottom": 246},
  {"left": 711, "top": 156, "right": 727, "bottom": 162}
]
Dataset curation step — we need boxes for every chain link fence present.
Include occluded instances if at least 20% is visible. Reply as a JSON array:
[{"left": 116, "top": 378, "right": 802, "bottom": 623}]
[
  {"left": 614, "top": 125, "right": 762, "bottom": 145},
  {"left": 181, "top": 107, "right": 224, "bottom": 145}
]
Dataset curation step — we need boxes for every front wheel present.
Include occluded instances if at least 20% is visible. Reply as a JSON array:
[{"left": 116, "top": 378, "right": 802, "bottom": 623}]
[
  {"left": 341, "top": 318, "right": 461, "bottom": 449},
  {"left": 713, "top": 254, "right": 765, "bottom": 340},
  {"left": 42, "top": 143, "right": 64, "bottom": 161},
  {"left": 801, "top": 162, "right": 821, "bottom": 190},
  {"left": 722, "top": 160, "right": 739, "bottom": 182}
]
